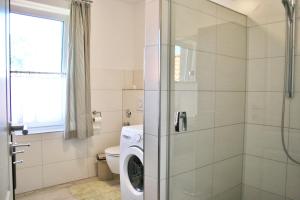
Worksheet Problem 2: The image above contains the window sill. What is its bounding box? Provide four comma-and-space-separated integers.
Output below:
14, 126, 64, 136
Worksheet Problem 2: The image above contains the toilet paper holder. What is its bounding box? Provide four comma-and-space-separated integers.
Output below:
92, 111, 102, 122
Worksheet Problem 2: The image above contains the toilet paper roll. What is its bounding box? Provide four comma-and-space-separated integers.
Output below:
93, 116, 102, 130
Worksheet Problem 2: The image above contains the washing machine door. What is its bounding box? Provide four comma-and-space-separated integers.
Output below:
122, 146, 144, 197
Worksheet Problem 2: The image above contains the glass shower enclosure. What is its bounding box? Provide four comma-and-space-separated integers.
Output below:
164, 0, 300, 199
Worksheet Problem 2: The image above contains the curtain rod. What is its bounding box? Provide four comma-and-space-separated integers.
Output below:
74, 0, 93, 4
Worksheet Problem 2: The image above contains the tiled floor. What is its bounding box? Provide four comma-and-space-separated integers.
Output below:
16, 177, 120, 200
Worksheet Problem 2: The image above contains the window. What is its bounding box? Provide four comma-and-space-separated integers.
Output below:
10, 12, 67, 133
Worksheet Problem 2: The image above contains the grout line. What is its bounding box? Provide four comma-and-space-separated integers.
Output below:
169, 154, 243, 178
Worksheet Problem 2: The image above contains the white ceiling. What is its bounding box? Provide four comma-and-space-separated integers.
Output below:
209, 0, 262, 15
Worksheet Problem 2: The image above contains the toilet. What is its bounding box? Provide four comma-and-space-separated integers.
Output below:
105, 146, 120, 174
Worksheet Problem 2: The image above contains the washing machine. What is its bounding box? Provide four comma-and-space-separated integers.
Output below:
120, 124, 143, 200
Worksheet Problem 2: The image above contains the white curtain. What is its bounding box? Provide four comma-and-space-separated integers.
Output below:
65, 0, 93, 139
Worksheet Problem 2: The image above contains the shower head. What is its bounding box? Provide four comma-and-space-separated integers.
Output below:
282, 0, 295, 21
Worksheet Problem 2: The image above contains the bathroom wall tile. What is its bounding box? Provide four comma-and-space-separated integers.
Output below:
214, 124, 244, 162
123, 89, 144, 125
16, 141, 42, 169
215, 92, 245, 127
42, 132, 64, 140
288, 129, 300, 163
242, 184, 285, 200
91, 90, 122, 112
144, 91, 159, 136
172, 3, 217, 53
172, 0, 217, 17
87, 132, 120, 157
217, 20, 246, 59
170, 129, 214, 175
286, 164, 300, 200
144, 46, 160, 91
42, 138, 87, 164
43, 158, 88, 187
90, 68, 124, 90
266, 22, 285, 58
16, 166, 43, 194
172, 50, 216, 91
160, 135, 168, 180
15, 134, 42, 143
217, 5, 246, 26
247, 25, 268, 59
245, 124, 287, 162
213, 156, 243, 196
246, 0, 285, 27
246, 92, 289, 127
87, 157, 97, 177
97, 111, 123, 133
169, 165, 213, 200
133, 70, 144, 89
215, 55, 246, 91
294, 56, 300, 91
290, 93, 300, 129
243, 155, 286, 196
144, 134, 158, 178
171, 91, 215, 132
213, 184, 242, 200
247, 57, 285, 92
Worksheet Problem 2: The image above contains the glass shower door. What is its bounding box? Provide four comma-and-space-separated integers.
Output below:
168, 0, 247, 199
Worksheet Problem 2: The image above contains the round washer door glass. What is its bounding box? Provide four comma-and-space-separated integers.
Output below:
127, 155, 143, 192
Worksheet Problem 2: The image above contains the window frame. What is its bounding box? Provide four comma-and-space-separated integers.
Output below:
10, 3, 69, 134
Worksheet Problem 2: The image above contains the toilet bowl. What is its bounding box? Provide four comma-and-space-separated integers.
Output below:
105, 146, 120, 174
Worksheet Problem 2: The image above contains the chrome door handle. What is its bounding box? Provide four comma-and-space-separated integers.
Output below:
13, 160, 23, 165
9, 123, 29, 135
174, 111, 187, 133
12, 150, 25, 155
11, 143, 31, 148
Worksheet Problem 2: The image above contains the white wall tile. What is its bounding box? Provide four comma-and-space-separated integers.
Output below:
214, 124, 244, 162
91, 91, 122, 112
43, 159, 88, 187
170, 129, 214, 175
172, 3, 217, 53
96, 111, 123, 133
172, 50, 216, 91
87, 132, 120, 157
243, 184, 285, 200
245, 124, 287, 162
290, 93, 300, 129
42, 138, 87, 164
286, 164, 300, 200
216, 56, 246, 91
171, 91, 215, 132
246, 92, 289, 127
243, 155, 286, 196
170, 165, 213, 200
247, 25, 267, 59
144, 46, 160, 90
90, 68, 124, 90
266, 22, 285, 58
213, 156, 243, 196
215, 92, 245, 126
144, 91, 159, 136
213, 185, 242, 200
288, 129, 300, 163
217, 20, 246, 59
16, 166, 43, 194
247, 57, 285, 92
172, 0, 217, 16
16, 141, 42, 169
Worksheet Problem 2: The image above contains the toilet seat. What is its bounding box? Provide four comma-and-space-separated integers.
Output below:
105, 145, 120, 174
105, 146, 120, 156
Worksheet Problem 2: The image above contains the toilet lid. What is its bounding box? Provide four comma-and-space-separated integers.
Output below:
105, 146, 120, 156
